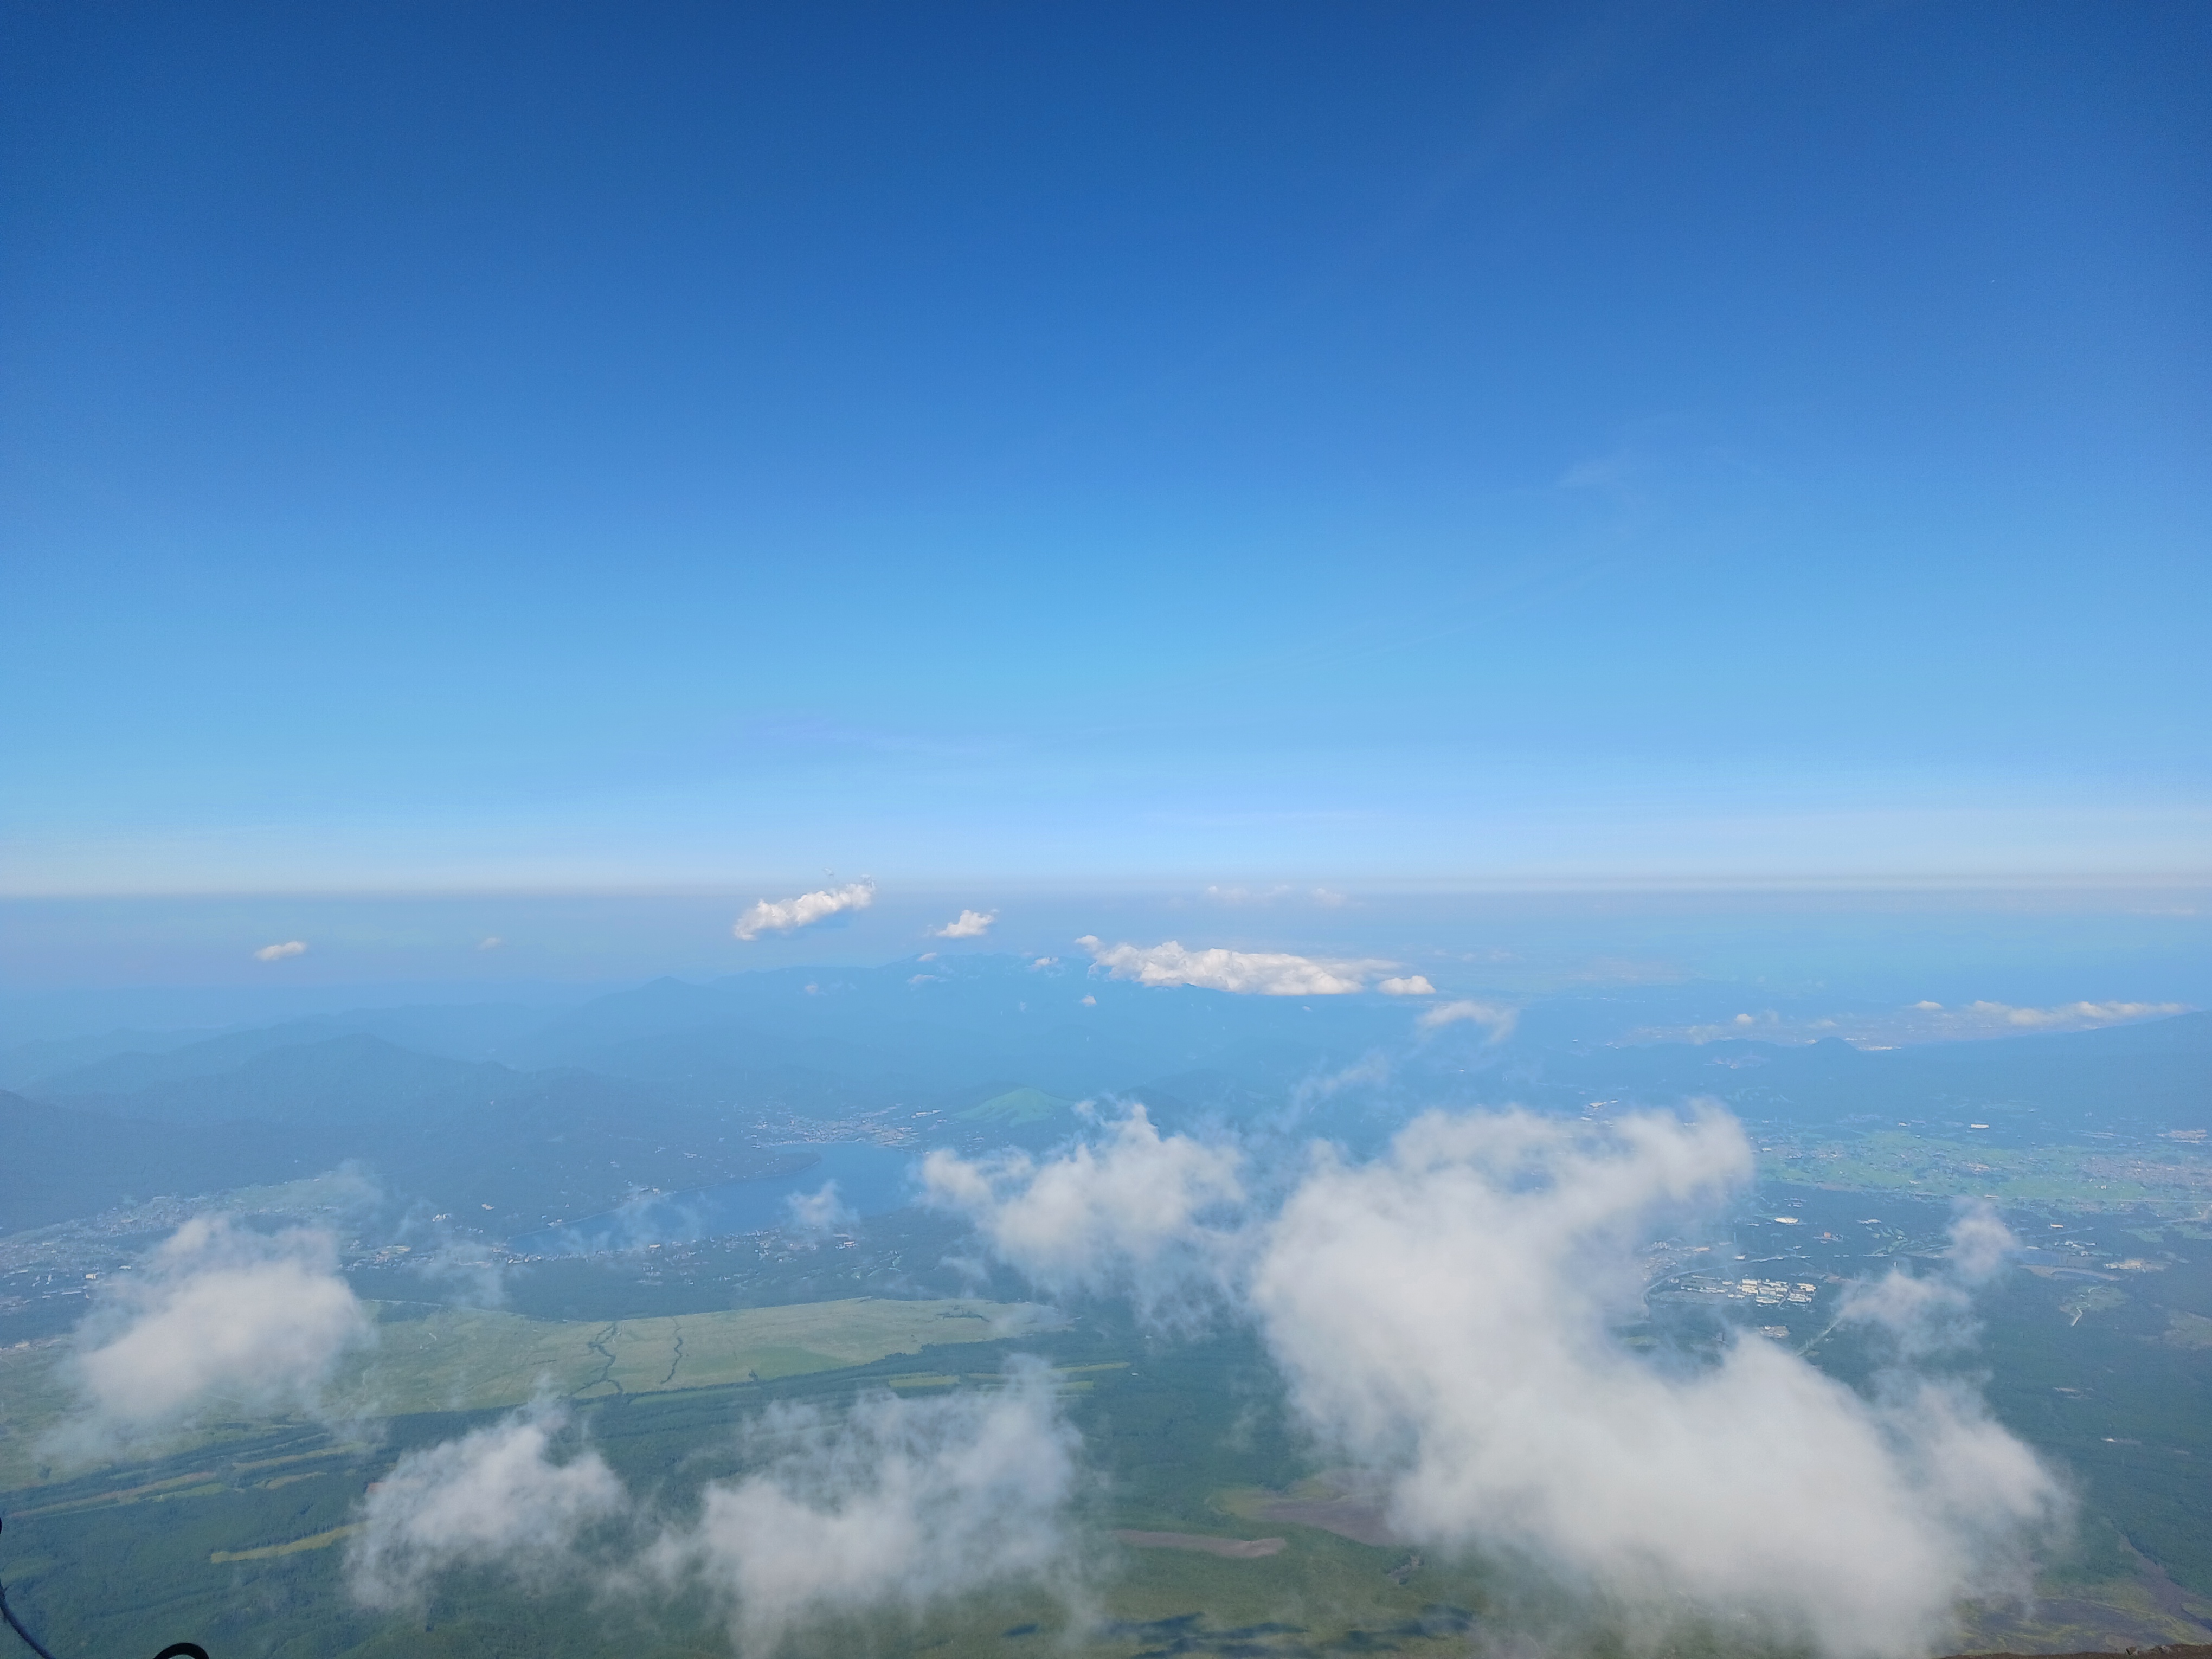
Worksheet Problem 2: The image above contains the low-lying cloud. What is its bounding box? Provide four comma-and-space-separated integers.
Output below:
734, 879, 876, 941
922, 1107, 1243, 1314
1958, 997, 2188, 1030
785, 1179, 857, 1238
348, 1366, 1079, 1649
253, 939, 307, 961
934, 908, 996, 938
351, 1403, 628, 1610
934, 1105, 2065, 1656
1660, 997, 2190, 1047
1414, 998, 1518, 1040
1076, 936, 1393, 996
57, 1216, 372, 1458
650, 1362, 1079, 1650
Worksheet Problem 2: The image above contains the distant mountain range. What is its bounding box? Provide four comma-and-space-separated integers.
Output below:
1, 955, 2203, 1237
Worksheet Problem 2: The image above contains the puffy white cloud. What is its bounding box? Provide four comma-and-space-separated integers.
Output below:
1374, 975, 1435, 996
944, 1107, 2063, 1656
349, 1404, 629, 1610
59, 1216, 372, 1456
922, 1107, 1244, 1312
647, 1364, 1079, 1650
1249, 1111, 2065, 1658
734, 879, 876, 941
477, 935, 503, 950
934, 908, 996, 939
253, 940, 307, 961
1414, 998, 1518, 1040
1076, 936, 1391, 996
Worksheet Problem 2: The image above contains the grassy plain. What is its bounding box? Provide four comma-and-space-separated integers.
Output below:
8, 1178, 2212, 1659
5, 1296, 2211, 1659
1759, 1131, 2212, 1210
0, 1296, 1047, 1490
348, 1295, 1052, 1413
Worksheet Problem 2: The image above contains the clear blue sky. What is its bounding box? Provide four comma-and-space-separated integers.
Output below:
4, 1, 2207, 892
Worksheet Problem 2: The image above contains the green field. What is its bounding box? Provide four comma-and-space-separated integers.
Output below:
4, 1302, 2210, 1659
0, 1296, 1051, 1491
7, 1212, 2212, 1659
1760, 1130, 2212, 1211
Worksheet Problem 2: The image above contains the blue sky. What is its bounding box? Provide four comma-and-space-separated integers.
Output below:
4, 1, 2207, 893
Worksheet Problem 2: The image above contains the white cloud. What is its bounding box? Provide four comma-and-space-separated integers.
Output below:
785, 1180, 857, 1239
1967, 998, 2187, 1030
477, 935, 503, 950
1415, 999, 1518, 1040
1838, 1201, 2021, 1360
734, 879, 876, 941
1076, 936, 1392, 996
253, 940, 307, 961
1375, 975, 1435, 996
57, 1217, 372, 1457
922, 1107, 1244, 1314
934, 908, 996, 938
944, 1107, 2064, 1657
350, 1404, 629, 1610
1249, 1111, 2065, 1657
647, 1364, 1079, 1650
1288, 1054, 1392, 1115
1201, 884, 1292, 905
1201, 885, 1352, 909
349, 1372, 1079, 1647
1660, 997, 2190, 1047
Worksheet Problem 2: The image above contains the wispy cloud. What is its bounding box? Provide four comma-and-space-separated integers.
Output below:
54, 1217, 372, 1459
1654, 998, 2190, 1047
1200, 884, 1352, 909
253, 940, 307, 961
785, 1180, 857, 1239
734, 879, 876, 941
1076, 936, 1393, 996
1415, 999, 1518, 1040
934, 908, 996, 939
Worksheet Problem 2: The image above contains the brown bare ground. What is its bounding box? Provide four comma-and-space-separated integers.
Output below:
1248, 1494, 1401, 1546
1113, 1530, 1288, 1559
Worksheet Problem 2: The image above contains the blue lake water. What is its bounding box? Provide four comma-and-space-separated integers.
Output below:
511, 1142, 922, 1257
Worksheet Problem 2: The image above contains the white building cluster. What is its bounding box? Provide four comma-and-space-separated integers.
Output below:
1673, 1275, 1818, 1306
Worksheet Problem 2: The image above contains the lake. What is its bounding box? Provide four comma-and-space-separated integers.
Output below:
510, 1142, 922, 1256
